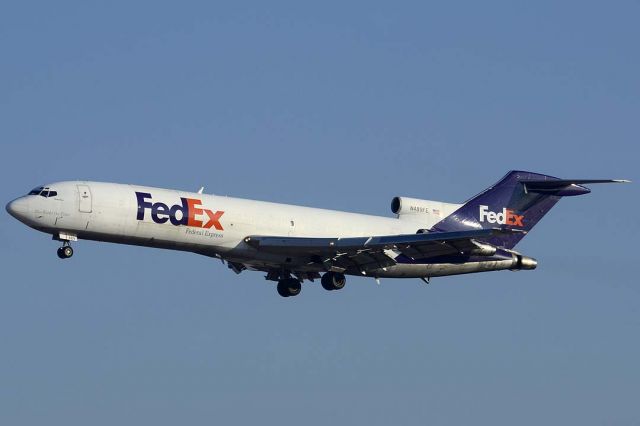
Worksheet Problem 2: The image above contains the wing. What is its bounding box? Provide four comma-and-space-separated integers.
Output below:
244, 228, 523, 275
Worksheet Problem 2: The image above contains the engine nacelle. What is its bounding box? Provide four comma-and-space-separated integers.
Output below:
510, 254, 538, 270
391, 196, 462, 221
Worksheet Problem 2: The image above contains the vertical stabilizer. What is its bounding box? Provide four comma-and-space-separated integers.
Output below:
431, 171, 628, 249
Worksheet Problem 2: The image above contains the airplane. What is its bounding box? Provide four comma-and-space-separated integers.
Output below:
6, 170, 629, 297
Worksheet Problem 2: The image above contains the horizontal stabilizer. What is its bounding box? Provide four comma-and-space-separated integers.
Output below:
522, 179, 630, 196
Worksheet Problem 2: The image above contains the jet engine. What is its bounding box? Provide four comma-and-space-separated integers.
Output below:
391, 196, 462, 222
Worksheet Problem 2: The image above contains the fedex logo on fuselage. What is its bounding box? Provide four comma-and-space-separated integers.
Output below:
135, 192, 224, 230
479, 205, 524, 227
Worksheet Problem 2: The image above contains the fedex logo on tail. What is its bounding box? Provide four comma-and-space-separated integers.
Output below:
479, 205, 524, 227
136, 192, 224, 230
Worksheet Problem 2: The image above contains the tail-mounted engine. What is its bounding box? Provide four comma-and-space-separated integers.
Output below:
510, 254, 538, 270
391, 196, 462, 223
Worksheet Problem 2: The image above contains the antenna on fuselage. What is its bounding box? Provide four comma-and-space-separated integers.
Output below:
197, 187, 205, 194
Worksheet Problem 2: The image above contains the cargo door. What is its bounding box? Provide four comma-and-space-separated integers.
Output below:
77, 184, 92, 213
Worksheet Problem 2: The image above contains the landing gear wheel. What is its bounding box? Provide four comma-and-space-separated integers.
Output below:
62, 246, 74, 258
57, 245, 73, 259
321, 272, 346, 291
332, 273, 346, 290
277, 278, 302, 297
277, 282, 290, 297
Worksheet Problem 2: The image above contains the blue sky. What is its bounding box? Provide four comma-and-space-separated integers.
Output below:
1, 1, 638, 425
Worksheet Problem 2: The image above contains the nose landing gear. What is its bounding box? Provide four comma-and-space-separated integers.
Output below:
57, 243, 74, 259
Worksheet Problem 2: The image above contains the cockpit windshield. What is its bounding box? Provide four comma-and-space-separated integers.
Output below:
27, 186, 58, 198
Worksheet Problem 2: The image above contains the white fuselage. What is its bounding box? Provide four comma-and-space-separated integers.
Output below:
7, 181, 524, 279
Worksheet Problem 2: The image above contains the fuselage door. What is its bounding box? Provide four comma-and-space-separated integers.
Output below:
77, 184, 92, 213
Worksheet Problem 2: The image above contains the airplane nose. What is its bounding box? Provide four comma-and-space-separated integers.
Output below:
6, 197, 28, 220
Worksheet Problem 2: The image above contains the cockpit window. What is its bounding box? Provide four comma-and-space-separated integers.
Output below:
28, 186, 44, 195
27, 186, 58, 197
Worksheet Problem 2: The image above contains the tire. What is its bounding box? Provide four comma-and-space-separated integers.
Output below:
57, 247, 66, 259
286, 279, 301, 296
321, 272, 346, 291
277, 279, 301, 297
321, 273, 335, 291
277, 281, 290, 297
320, 272, 334, 291
332, 273, 346, 290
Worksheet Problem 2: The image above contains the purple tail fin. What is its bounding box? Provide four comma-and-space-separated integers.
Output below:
431, 170, 594, 249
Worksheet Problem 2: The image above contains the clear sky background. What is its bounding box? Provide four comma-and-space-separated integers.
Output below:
1, 1, 638, 425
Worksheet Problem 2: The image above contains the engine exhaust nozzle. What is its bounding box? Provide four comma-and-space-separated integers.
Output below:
511, 254, 538, 271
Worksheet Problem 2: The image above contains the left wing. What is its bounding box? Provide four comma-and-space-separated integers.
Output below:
244, 228, 523, 274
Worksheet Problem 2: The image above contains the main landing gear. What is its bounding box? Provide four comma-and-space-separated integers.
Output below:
321, 272, 346, 291
277, 278, 302, 297
57, 242, 74, 259
275, 272, 347, 298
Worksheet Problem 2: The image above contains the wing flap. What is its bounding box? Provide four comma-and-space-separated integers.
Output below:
397, 238, 480, 260
343, 250, 397, 272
